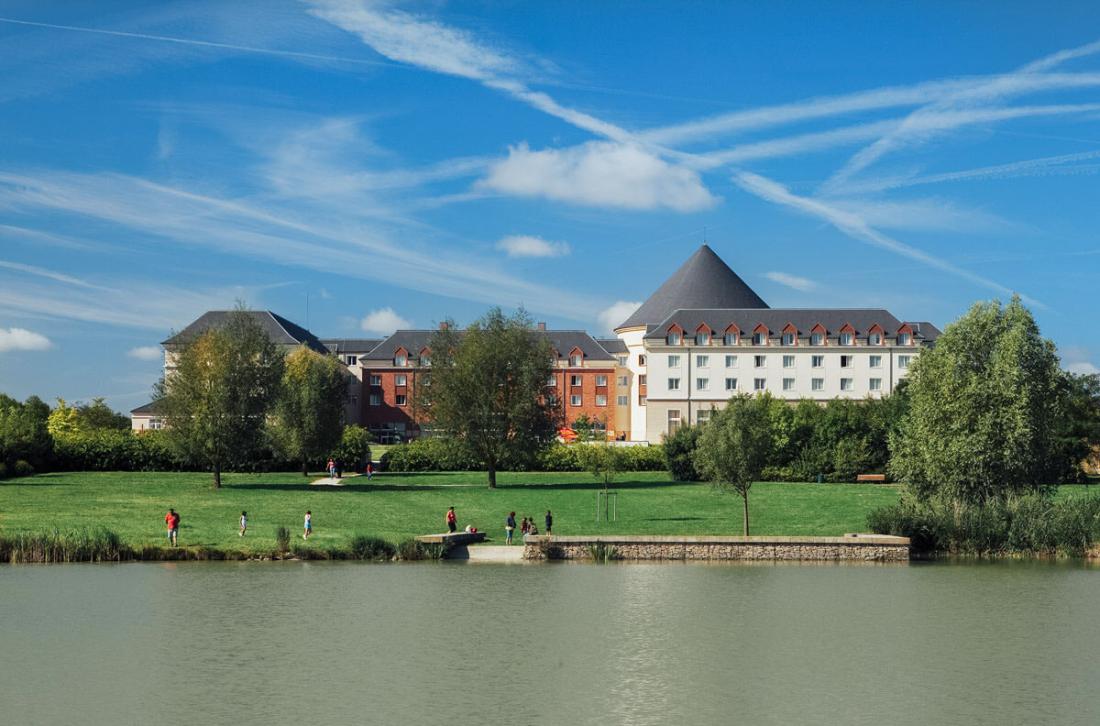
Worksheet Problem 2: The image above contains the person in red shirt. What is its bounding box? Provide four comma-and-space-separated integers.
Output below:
446, 506, 457, 533
165, 509, 180, 547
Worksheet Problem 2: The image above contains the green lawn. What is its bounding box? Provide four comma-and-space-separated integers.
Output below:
0, 470, 908, 554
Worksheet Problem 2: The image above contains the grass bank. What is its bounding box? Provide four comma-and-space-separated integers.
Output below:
0, 470, 910, 558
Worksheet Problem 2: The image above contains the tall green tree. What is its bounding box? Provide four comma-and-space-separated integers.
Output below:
693, 393, 774, 535
577, 443, 626, 491
1052, 371, 1100, 482
416, 307, 559, 488
271, 346, 350, 475
0, 394, 52, 473
889, 297, 1063, 503
155, 310, 284, 488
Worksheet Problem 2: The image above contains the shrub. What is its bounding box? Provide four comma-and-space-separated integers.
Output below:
381, 438, 664, 473
586, 542, 620, 562
347, 535, 396, 561
664, 425, 702, 481
0, 462, 6, 479
0, 527, 131, 563
396, 538, 446, 561
274, 526, 291, 554
331, 425, 372, 471
13, 459, 34, 477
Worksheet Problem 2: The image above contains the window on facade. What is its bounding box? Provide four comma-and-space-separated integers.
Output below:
668, 354, 681, 368
868, 333, 882, 346
395, 394, 408, 406
547, 375, 557, 386
810, 333, 824, 346
869, 355, 882, 368
638, 355, 646, 366
725, 355, 738, 368
346, 355, 358, 366
725, 378, 738, 391
781, 333, 795, 346
696, 355, 709, 368
869, 378, 882, 391
723, 333, 738, 346
369, 394, 381, 406
899, 355, 911, 369
395, 374, 407, 386
839, 332, 853, 346
369, 374, 382, 386
667, 331, 682, 345
811, 378, 824, 392
617, 375, 629, 386
570, 395, 582, 406
639, 395, 647, 406
419, 354, 430, 367
596, 394, 607, 406
595, 375, 608, 387
570, 374, 582, 387
667, 409, 682, 435
752, 332, 767, 345
394, 353, 407, 366
696, 378, 709, 391
783, 355, 795, 368
617, 356, 628, 367
696, 409, 712, 425
812, 355, 824, 368
783, 378, 795, 391
754, 355, 766, 368
150, 418, 165, 430
696, 332, 710, 345
840, 378, 853, 392
754, 378, 767, 391
639, 375, 647, 386
840, 355, 853, 368
547, 394, 558, 407
668, 378, 681, 391
617, 395, 629, 406
569, 353, 583, 366
898, 333, 912, 346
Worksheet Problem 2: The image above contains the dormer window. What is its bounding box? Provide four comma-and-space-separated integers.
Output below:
420, 354, 431, 367
810, 333, 824, 346
781, 333, 795, 346
868, 333, 882, 346
898, 332, 912, 346
839, 333, 853, 346
695, 332, 710, 346
723, 332, 738, 346
569, 353, 583, 367
752, 332, 767, 345
394, 351, 408, 366
667, 331, 682, 346
345, 355, 358, 366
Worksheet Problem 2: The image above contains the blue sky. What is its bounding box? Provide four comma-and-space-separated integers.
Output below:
1, 0, 1098, 413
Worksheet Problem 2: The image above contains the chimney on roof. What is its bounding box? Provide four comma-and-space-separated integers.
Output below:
439, 322, 449, 331
537, 322, 546, 331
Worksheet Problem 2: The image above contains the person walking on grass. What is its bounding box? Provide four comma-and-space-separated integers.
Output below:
239, 511, 248, 537
505, 511, 517, 545
303, 510, 313, 540
545, 510, 553, 535
446, 506, 457, 533
165, 508, 180, 547
366, 461, 374, 481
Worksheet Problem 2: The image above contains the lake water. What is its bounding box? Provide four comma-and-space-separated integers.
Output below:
2, 560, 1099, 725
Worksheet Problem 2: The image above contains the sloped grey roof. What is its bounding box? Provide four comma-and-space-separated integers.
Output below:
643, 308, 931, 340
617, 245, 768, 330
904, 322, 942, 342
596, 338, 628, 354
163, 311, 328, 353
364, 330, 615, 362
321, 338, 383, 355
130, 400, 162, 415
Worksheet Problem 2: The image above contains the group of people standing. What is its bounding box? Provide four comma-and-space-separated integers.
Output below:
504, 510, 552, 545
162, 508, 313, 546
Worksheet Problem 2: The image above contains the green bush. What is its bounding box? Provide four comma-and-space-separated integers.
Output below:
868, 494, 1100, 556
275, 526, 291, 554
0, 527, 131, 563
396, 538, 446, 560
13, 459, 34, 477
382, 438, 663, 473
535, 443, 582, 471
664, 425, 702, 481
346, 535, 396, 561
331, 425, 372, 471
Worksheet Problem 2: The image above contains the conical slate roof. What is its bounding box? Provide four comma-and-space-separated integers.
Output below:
616, 245, 768, 330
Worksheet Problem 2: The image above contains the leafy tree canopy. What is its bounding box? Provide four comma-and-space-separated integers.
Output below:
271, 346, 349, 475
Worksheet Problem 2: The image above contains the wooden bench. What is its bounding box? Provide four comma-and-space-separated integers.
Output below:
856, 474, 887, 483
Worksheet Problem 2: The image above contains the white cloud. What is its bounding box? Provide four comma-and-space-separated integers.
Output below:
597, 301, 642, 333
482, 142, 716, 212
732, 171, 1044, 308
826, 198, 1015, 233
360, 307, 411, 335
1067, 361, 1100, 376
0, 327, 52, 353
764, 272, 817, 292
496, 235, 570, 258
128, 345, 162, 361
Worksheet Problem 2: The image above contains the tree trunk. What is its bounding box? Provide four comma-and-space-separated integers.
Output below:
213, 462, 222, 489
487, 463, 497, 489
742, 491, 750, 536
301, 458, 309, 477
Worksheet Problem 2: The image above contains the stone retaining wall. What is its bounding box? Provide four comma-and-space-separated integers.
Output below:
523, 535, 909, 562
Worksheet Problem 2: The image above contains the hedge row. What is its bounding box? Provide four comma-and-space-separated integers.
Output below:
380, 438, 666, 472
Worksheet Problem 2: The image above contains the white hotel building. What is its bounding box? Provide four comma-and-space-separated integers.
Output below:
613, 245, 939, 442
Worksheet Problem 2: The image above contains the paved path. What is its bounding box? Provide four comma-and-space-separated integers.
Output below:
309, 473, 361, 486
